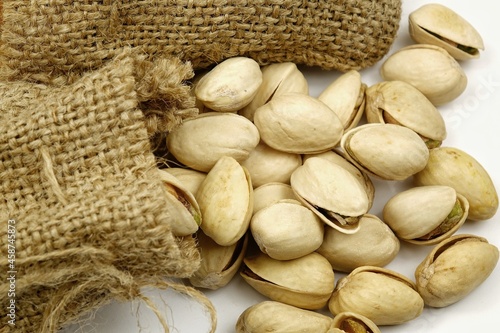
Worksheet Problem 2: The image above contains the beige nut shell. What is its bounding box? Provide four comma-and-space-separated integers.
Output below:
380, 44, 467, 105
196, 156, 253, 246
328, 266, 424, 325
415, 234, 499, 307
409, 3, 484, 60
250, 199, 324, 260
241, 252, 335, 310
254, 92, 344, 154
167, 112, 260, 172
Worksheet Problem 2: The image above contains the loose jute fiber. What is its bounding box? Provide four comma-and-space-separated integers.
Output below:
0, 0, 402, 85
0, 50, 215, 333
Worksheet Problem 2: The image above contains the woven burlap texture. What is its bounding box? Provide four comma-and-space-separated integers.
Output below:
0, 51, 215, 333
0, 0, 401, 85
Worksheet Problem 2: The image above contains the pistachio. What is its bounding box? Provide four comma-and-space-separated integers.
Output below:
290, 157, 370, 234
163, 167, 207, 195
380, 44, 467, 105
239, 62, 309, 121
252, 182, 299, 215
157, 169, 201, 236
318, 70, 367, 131
253, 92, 344, 154
250, 199, 324, 260
195, 156, 253, 246
241, 252, 335, 310
414, 147, 499, 220
415, 234, 499, 307
365, 80, 446, 148
236, 301, 335, 333
195, 57, 263, 112
340, 123, 429, 181
383, 185, 469, 245
189, 231, 248, 290
317, 214, 400, 273
241, 141, 302, 188
303, 150, 375, 210
409, 3, 484, 60
332, 312, 381, 333
166, 112, 260, 172
328, 266, 424, 325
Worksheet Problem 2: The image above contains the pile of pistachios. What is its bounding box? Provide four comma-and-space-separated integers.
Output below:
159, 3, 499, 332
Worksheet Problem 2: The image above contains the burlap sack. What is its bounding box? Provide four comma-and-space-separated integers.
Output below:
0, 0, 402, 85
0, 51, 214, 333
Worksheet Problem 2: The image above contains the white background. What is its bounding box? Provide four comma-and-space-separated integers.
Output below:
61, 0, 500, 332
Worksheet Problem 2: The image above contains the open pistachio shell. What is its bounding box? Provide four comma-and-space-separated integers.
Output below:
189, 231, 248, 290
241, 141, 302, 188
380, 44, 467, 106
365, 80, 446, 148
331, 312, 381, 333
254, 93, 344, 154
383, 185, 469, 245
239, 62, 309, 121
195, 57, 262, 112
290, 157, 370, 234
157, 169, 201, 236
250, 199, 324, 260
341, 123, 429, 181
409, 4, 484, 60
236, 301, 335, 333
252, 182, 298, 215
167, 112, 260, 172
414, 147, 498, 220
329, 266, 424, 325
318, 70, 366, 131
303, 150, 375, 211
415, 234, 499, 307
241, 252, 335, 310
163, 167, 207, 196
196, 156, 253, 246
317, 214, 400, 273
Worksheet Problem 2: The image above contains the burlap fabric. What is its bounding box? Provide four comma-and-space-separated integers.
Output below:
0, 51, 215, 333
0, 0, 402, 85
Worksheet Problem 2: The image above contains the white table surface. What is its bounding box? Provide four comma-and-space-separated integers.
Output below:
61, 0, 500, 332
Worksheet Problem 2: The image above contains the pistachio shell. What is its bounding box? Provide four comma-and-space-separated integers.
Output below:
189, 232, 248, 290
341, 123, 429, 181
365, 80, 446, 148
290, 157, 370, 234
317, 214, 400, 273
303, 150, 375, 211
195, 57, 263, 112
252, 182, 299, 215
239, 62, 309, 121
383, 185, 469, 245
250, 200, 324, 260
414, 147, 499, 220
331, 312, 381, 333
157, 169, 201, 236
409, 4, 484, 60
318, 70, 366, 131
415, 234, 499, 307
254, 93, 344, 154
196, 156, 253, 246
380, 44, 467, 105
241, 141, 302, 188
167, 112, 260, 172
236, 301, 335, 333
328, 266, 424, 325
241, 252, 335, 310
163, 167, 207, 195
